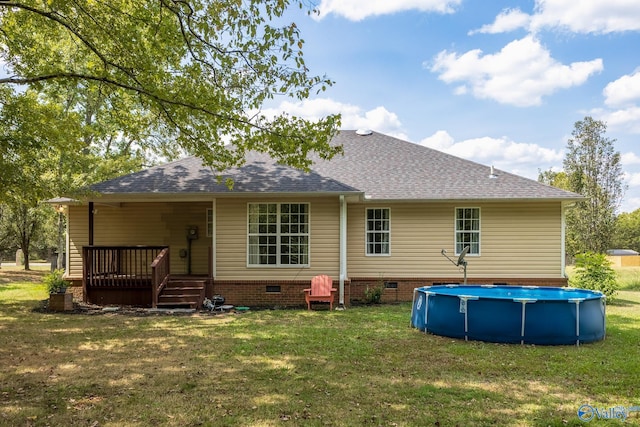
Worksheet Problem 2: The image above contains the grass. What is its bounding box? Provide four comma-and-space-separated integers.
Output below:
566, 265, 640, 291
1, 269, 639, 426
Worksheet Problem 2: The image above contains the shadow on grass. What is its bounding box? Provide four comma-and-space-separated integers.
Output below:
608, 297, 640, 307
1, 288, 639, 426
0, 268, 47, 285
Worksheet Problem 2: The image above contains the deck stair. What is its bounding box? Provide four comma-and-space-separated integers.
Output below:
156, 277, 206, 309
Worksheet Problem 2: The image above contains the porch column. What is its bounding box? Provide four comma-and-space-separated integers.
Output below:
88, 202, 94, 246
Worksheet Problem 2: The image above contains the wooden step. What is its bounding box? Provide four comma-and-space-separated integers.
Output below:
156, 277, 206, 309
162, 286, 204, 296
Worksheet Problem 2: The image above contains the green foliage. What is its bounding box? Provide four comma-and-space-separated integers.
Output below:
0, 202, 57, 269
612, 209, 640, 253
43, 269, 70, 294
364, 279, 385, 304
570, 252, 619, 300
563, 117, 625, 255
0, 0, 341, 187
537, 169, 569, 190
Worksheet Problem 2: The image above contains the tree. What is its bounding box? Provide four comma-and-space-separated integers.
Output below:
0, 0, 342, 182
0, 202, 54, 270
537, 169, 569, 190
563, 117, 625, 254
612, 209, 640, 252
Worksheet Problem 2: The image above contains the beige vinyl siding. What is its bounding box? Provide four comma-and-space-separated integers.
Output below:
68, 198, 563, 282
67, 205, 89, 278
347, 201, 562, 279
67, 202, 212, 278
215, 197, 340, 280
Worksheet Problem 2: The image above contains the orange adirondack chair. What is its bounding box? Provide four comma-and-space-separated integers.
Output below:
304, 274, 337, 310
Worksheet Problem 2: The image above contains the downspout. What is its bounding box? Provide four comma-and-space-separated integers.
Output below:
561, 202, 566, 277
211, 199, 216, 278
561, 201, 573, 278
339, 195, 347, 309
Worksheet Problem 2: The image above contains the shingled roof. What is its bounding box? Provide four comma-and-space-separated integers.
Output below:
91, 130, 582, 202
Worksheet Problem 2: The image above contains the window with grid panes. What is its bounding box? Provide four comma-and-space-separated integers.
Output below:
366, 208, 390, 255
247, 203, 309, 266
455, 207, 480, 255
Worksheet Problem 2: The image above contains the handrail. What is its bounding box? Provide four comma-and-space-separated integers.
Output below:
83, 245, 168, 289
151, 247, 170, 308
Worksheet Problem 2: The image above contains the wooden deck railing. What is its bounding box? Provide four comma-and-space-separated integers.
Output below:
83, 246, 168, 302
151, 247, 170, 308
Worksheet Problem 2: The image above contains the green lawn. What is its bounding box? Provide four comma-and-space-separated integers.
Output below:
1, 268, 639, 426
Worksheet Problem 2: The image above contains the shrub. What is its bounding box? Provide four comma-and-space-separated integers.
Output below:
364, 277, 385, 304
571, 252, 618, 300
44, 269, 70, 294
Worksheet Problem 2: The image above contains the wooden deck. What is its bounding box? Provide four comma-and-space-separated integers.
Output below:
83, 246, 206, 308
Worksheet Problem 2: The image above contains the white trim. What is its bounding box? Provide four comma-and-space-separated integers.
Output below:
211, 199, 216, 278
365, 207, 391, 256
339, 195, 347, 307
561, 201, 568, 277
65, 211, 70, 273
246, 202, 311, 268
454, 207, 481, 256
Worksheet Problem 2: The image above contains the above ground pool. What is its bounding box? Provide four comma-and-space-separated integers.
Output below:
411, 285, 606, 345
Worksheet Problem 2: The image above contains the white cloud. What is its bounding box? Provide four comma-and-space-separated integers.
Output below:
592, 106, 640, 134
622, 152, 640, 166
530, 0, 640, 34
419, 130, 455, 150
314, 0, 460, 21
626, 172, 640, 187
469, 8, 531, 35
603, 70, 640, 107
430, 36, 603, 107
260, 98, 407, 139
418, 130, 564, 179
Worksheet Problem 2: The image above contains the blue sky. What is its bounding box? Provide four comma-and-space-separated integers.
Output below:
264, 0, 640, 212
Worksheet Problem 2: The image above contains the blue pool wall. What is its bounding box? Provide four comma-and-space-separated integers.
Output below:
411, 285, 606, 345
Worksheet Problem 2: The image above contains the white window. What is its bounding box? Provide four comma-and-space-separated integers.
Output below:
455, 207, 480, 255
366, 208, 390, 255
206, 208, 214, 237
247, 203, 309, 266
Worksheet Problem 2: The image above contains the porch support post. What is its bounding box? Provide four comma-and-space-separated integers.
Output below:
88, 202, 94, 246
339, 195, 347, 308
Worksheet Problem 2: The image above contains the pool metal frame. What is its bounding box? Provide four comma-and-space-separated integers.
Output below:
411, 284, 606, 346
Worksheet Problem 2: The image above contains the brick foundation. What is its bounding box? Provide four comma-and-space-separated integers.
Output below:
211, 276, 568, 308
71, 276, 569, 308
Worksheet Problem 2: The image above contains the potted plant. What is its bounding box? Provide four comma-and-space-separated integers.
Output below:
45, 269, 73, 311
45, 269, 69, 294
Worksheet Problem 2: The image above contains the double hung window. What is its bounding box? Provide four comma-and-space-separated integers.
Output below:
366, 208, 390, 255
455, 207, 480, 255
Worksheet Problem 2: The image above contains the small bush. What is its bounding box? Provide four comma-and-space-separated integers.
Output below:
571, 252, 618, 300
364, 280, 385, 304
44, 269, 70, 294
